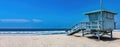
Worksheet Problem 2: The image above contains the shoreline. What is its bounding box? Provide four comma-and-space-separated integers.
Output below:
0, 31, 119, 36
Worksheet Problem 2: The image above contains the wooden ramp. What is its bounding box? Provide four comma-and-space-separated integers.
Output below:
67, 29, 85, 35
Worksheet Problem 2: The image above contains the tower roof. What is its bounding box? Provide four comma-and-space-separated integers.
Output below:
85, 10, 117, 15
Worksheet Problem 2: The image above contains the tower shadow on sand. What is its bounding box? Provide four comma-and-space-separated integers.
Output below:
87, 36, 120, 41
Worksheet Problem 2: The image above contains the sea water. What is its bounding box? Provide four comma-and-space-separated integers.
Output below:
0, 30, 67, 35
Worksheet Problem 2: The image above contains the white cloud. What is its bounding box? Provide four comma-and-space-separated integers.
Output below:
32, 19, 43, 23
0, 19, 43, 23
0, 19, 30, 22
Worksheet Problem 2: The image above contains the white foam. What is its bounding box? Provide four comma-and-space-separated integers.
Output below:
113, 30, 120, 32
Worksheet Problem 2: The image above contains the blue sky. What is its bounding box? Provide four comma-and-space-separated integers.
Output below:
0, 0, 119, 29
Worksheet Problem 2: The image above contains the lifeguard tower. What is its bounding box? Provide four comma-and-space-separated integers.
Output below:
85, 10, 116, 30
67, 9, 117, 40
66, 0, 117, 40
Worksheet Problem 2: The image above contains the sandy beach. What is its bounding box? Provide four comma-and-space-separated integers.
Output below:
0, 32, 120, 47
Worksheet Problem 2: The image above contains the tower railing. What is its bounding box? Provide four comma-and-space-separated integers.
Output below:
67, 21, 102, 33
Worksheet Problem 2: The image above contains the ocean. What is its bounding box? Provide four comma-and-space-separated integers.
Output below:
0, 28, 68, 35
0, 28, 119, 35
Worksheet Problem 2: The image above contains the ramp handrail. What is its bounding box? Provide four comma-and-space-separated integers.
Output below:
67, 21, 102, 33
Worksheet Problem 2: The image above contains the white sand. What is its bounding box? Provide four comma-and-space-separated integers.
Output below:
0, 32, 120, 47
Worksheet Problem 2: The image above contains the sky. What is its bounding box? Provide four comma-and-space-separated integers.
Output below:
0, 0, 119, 29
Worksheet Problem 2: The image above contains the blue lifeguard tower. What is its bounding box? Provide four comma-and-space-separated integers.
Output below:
85, 10, 116, 30
67, 10, 117, 40
66, 0, 117, 40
